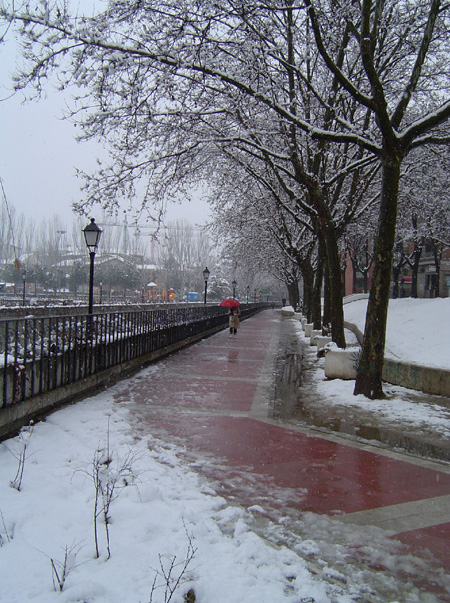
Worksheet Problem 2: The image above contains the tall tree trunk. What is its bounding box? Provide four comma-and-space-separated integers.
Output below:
322, 262, 331, 334
351, 258, 357, 293
312, 188, 346, 347
324, 229, 346, 346
301, 261, 315, 321
341, 253, 347, 297
287, 278, 300, 309
410, 213, 421, 298
411, 255, 419, 298
354, 157, 401, 399
433, 245, 441, 297
312, 252, 323, 329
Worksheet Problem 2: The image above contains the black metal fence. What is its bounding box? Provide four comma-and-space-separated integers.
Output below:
1, 304, 265, 408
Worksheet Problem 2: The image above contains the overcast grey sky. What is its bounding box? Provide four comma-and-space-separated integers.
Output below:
0, 33, 211, 230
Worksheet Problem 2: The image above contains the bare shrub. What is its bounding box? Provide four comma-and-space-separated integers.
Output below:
76, 417, 141, 559
0, 508, 12, 546
3, 423, 34, 491
50, 542, 83, 592
149, 525, 197, 603
91, 445, 138, 559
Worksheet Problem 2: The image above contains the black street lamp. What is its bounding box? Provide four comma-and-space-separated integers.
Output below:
232, 279, 237, 299
202, 266, 210, 304
22, 270, 27, 306
83, 218, 102, 315
246, 285, 249, 304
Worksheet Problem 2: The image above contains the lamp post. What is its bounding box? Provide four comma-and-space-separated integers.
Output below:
22, 270, 27, 306
83, 218, 102, 315
246, 285, 249, 305
232, 279, 237, 299
202, 266, 210, 304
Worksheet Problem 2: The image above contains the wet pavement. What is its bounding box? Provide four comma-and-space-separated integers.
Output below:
113, 310, 450, 601
278, 317, 450, 463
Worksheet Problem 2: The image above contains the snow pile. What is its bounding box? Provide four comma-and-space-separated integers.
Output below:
344, 297, 450, 369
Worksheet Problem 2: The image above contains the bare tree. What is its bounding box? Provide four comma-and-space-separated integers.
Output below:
156, 220, 215, 295
398, 147, 450, 297
303, 0, 450, 397
1, 1, 377, 348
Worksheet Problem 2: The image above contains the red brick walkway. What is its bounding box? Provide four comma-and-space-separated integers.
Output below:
114, 310, 450, 594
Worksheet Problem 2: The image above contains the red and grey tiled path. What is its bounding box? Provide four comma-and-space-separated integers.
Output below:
114, 310, 450, 595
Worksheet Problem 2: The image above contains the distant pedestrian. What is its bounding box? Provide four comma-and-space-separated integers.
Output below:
229, 306, 240, 337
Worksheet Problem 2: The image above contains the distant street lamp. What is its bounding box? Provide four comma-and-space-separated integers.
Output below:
22, 270, 27, 306
83, 218, 102, 315
202, 266, 210, 304
232, 279, 237, 299
99, 281, 103, 305
246, 285, 249, 305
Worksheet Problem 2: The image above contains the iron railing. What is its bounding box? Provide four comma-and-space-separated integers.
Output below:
1, 304, 265, 408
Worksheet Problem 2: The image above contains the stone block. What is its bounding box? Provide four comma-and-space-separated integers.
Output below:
310, 329, 322, 346
315, 336, 333, 350
304, 323, 314, 337
324, 348, 360, 380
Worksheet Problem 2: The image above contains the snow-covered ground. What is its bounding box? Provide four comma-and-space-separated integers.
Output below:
343, 297, 450, 369
0, 394, 370, 603
0, 299, 449, 602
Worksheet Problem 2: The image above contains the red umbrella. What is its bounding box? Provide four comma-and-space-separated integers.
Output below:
219, 297, 240, 308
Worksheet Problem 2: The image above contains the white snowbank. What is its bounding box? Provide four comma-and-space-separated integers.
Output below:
344, 297, 450, 369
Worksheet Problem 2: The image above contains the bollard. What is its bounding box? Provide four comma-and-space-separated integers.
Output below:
324, 347, 361, 379
310, 329, 322, 346
315, 336, 332, 351
304, 323, 314, 337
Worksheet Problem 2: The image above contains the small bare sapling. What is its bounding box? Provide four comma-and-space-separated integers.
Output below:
4, 423, 34, 491
0, 508, 12, 546
50, 542, 83, 592
149, 524, 197, 603
87, 418, 140, 559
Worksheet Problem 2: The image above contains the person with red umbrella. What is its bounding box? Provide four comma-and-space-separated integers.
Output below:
220, 297, 241, 337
